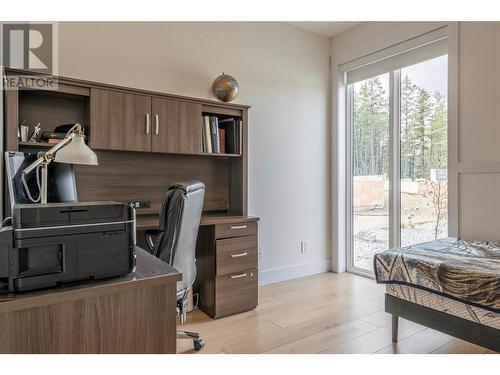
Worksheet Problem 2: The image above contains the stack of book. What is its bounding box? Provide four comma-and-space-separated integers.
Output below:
202, 115, 241, 154
41, 131, 66, 143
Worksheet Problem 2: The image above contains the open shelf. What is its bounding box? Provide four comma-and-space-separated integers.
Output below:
18, 142, 54, 149
17, 89, 90, 146
198, 152, 242, 158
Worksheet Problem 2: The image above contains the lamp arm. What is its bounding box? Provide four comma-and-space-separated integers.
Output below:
22, 134, 74, 175
22, 155, 45, 175
64, 123, 81, 137
44, 133, 75, 156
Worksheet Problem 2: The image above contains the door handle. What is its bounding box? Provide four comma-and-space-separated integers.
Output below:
230, 225, 247, 230
230, 252, 248, 258
230, 273, 248, 279
154, 114, 159, 135
145, 114, 150, 134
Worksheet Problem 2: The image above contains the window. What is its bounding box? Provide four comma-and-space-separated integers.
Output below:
400, 56, 448, 247
343, 30, 448, 275
350, 73, 390, 271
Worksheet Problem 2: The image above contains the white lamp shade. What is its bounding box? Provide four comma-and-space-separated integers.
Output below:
54, 134, 98, 165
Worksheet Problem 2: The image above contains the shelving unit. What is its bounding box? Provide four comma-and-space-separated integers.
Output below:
3, 68, 258, 320
3, 68, 250, 222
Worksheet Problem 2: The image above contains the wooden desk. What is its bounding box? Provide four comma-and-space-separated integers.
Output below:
136, 214, 259, 319
136, 213, 259, 231
0, 248, 181, 354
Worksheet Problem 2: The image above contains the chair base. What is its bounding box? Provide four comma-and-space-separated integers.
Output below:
177, 330, 205, 351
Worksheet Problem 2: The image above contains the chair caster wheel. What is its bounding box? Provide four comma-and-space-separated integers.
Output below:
194, 339, 205, 351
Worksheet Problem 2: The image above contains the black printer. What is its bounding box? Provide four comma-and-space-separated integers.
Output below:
0, 201, 136, 293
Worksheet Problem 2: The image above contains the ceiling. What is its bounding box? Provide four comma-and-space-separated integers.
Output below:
287, 22, 361, 38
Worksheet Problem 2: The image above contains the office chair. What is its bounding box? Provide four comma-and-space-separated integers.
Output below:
145, 181, 205, 351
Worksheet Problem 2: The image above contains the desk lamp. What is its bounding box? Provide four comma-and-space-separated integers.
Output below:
22, 123, 98, 204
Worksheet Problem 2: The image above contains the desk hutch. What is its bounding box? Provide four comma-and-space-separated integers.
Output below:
2, 68, 259, 319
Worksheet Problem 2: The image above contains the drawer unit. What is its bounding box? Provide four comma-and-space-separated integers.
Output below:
215, 221, 257, 239
195, 217, 259, 319
216, 235, 257, 275
215, 268, 258, 318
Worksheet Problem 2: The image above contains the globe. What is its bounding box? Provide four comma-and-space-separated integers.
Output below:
212, 73, 239, 102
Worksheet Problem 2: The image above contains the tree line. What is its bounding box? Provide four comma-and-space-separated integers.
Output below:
352, 75, 447, 180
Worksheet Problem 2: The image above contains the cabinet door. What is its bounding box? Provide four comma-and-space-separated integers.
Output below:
151, 98, 202, 154
90, 89, 152, 152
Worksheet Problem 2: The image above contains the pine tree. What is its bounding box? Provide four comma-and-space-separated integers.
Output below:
429, 91, 447, 170
400, 75, 418, 180
413, 87, 432, 179
353, 77, 389, 177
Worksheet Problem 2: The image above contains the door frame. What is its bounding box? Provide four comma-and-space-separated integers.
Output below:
345, 72, 400, 277
330, 23, 459, 275
345, 60, 451, 277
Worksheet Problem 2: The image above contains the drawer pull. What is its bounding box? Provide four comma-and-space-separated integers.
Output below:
230, 273, 248, 279
145, 114, 151, 134
154, 114, 159, 135
230, 225, 247, 230
230, 252, 248, 258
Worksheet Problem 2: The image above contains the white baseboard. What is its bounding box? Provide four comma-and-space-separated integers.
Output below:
258, 258, 331, 286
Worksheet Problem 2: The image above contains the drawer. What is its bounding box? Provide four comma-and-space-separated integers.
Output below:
216, 235, 257, 275
215, 221, 257, 239
215, 268, 258, 318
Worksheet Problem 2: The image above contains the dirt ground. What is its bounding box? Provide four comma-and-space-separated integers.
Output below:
353, 191, 448, 271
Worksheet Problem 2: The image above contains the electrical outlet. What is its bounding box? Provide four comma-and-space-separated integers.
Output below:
128, 201, 151, 209
258, 247, 263, 261
300, 241, 308, 254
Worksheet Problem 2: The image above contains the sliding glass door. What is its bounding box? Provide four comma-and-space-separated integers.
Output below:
399, 55, 448, 247
347, 54, 448, 275
349, 74, 390, 271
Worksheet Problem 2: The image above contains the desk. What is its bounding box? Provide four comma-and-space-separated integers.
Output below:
136, 214, 259, 319
135, 213, 260, 231
0, 248, 181, 354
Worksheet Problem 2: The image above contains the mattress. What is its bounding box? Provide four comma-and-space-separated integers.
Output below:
374, 237, 500, 313
386, 284, 500, 330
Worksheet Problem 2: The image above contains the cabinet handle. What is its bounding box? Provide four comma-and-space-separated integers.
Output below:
145, 114, 150, 134
230, 252, 248, 258
154, 114, 159, 135
230, 273, 248, 279
230, 225, 247, 230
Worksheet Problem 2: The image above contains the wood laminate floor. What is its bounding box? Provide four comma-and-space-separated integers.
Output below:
177, 272, 497, 354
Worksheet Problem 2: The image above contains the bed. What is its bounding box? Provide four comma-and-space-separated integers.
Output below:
374, 237, 500, 352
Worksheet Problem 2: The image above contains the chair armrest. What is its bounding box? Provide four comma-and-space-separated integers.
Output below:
144, 229, 161, 253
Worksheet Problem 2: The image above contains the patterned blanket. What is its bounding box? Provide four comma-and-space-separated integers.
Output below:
374, 237, 500, 313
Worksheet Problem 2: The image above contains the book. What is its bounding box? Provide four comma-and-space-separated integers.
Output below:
217, 117, 241, 154
203, 116, 212, 153
236, 120, 243, 154
48, 138, 63, 143
201, 122, 205, 152
219, 128, 226, 154
42, 131, 66, 140
209, 116, 219, 153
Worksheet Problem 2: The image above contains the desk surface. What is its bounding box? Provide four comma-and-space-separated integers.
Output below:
0, 247, 181, 313
136, 213, 259, 231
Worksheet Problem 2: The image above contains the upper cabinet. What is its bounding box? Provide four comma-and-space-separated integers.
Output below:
90, 89, 152, 152
90, 89, 202, 154
152, 98, 202, 154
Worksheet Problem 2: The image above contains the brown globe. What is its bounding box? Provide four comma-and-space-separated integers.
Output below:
212, 73, 239, 102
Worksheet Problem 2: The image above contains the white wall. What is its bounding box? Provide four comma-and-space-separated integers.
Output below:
456, 22, 500, 241
57, 22, 331, 283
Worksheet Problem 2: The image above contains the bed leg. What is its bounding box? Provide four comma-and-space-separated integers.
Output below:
392, 315, 399, 342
